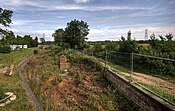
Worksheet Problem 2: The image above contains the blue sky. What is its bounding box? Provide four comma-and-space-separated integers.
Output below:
0, 0, 175, 41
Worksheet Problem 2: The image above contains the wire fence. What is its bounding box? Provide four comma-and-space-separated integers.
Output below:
80, 50, 175, 105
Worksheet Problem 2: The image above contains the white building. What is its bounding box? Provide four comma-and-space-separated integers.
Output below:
10, 45, 28, 51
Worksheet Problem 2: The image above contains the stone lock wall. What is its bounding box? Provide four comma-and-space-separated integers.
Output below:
106, 69, 175, 111
60, 55, 70, 72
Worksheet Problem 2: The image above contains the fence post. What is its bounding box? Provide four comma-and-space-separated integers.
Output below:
82, 50, 84, 55
104, 50, 108, 77
130, 52, 133, 82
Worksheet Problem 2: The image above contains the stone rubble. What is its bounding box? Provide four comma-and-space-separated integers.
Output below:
0, 92, 17, 107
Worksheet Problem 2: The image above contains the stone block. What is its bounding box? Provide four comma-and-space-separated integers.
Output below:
59, 55, 70, 72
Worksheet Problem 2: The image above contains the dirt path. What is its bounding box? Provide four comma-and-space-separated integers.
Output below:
120, 72, 175, 96
100, 61, 175, 96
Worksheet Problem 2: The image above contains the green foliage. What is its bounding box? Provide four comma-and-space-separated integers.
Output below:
0, 7, 13, 27
135, 33, 175, 77
53, 19, 90, 49
119, 32, 138, 53
149, 33, 175, 55
105, 41, 119, 51
65, 19, 90, 49
14, 35, 29, 45
119, 40, 138, 53
23, 35, 38, 47
0, 22, 38, 47
52, 28, 65, 46
0, 45, 11, 53
0, 30, 38, 47
93, 43, 104, 53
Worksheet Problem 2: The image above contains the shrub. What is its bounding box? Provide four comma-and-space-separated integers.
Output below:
33, 49, 38, 55
0, 45, 11, 53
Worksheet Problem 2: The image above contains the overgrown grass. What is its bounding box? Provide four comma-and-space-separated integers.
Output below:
23, 47, 137, 111
138, 82, 175, 104
0, 48, 36, 66
23, 48, 62, 110
78, 50, 175, 106
62, 49, 137, 111
0, 69, 33, 111
107, 62, 130, 73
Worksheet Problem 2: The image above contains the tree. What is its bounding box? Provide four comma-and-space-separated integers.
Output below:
165, 33, 173, 41
35, 36, 38, 42
105, 41, 118, 51
52, 28, 65, 46
148, 33, 174, 55
0, 8, 13, 27
15, 35, 26, 45
40, 38, 45, 43
119, 31, 138, 53
0, 8, 13, 46
149, 33, 158, 49
64, 19, 90, 49
23, 35, 38, 47
127, 30, 132, 41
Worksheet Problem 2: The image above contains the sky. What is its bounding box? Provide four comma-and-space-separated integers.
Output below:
0, 0, 175, 41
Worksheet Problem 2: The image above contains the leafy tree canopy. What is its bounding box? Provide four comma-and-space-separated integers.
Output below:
0, 8, 13, 27
119, 31, 138, 53
52, 28, 65, 46
53, 19, 90, 49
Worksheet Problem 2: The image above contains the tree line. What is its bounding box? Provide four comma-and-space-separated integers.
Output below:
53, 18, 175, 78
0, 8, 38, 53
86, 31, 175, 79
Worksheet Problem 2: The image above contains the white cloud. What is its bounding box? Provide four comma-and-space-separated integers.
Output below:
1, 0, 151, 11
88, 25, 175, 41
2, 24, 175, 41
74, 0, 90, 4
12, 20, 42, 26
54, 5, 151, 11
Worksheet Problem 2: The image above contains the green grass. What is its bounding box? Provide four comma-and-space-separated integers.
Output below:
0, 69, 34, 111
0, 48, 36, 66
138, 82, 175, 104
108, 62, 130, 73
107, 62, 175, 104
0, 48, 36, 111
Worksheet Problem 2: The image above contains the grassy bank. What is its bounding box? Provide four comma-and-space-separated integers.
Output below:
0, 69, 34, 111
0, 48, 36, 111
0, 48, 36, 66
138, 82, 175, 104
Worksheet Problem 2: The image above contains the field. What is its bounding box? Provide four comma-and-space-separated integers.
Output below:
0, 48, 35, 111
0, 48, 36, 65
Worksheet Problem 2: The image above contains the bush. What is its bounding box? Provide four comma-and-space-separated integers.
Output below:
0, 45, 11, 53
33, 49, 38, 55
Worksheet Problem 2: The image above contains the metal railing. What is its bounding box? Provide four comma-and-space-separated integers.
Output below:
80, 50, 175, 105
